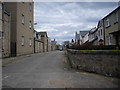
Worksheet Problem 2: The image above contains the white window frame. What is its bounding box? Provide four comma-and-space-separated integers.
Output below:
38, 35, 41, 39
29, 20, 32, 29
29, 39, 32, 46
106, 18, 110, 27
21, 14, 25, 24
21, 36, 25, 46
115, 12, 118, 22
108, 36, 112, 45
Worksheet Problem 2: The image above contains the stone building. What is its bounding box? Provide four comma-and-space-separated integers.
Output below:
38, 32, 48, 52
82, 32, 89, 44
97, 20, 104, 45
51, 39, 57, 51
48, 37, 52, 52
88, 27, 98, 45
79, 31, 89, 44
75, 31, 89, 45
75, 32, 80, 45
4, 2, 34, 56
34, 30, 44, 53
0, 3, 11, 58
0, 2, 2, 58
103, 6, 120, 45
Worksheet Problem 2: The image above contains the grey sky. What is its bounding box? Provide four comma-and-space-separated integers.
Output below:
34, 2, 118, 44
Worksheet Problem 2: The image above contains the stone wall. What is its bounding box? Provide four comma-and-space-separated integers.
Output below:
67, 49, 120, 78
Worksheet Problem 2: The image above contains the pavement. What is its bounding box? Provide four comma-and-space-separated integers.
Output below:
2, 53, 41, 66
2, 51, 120, 88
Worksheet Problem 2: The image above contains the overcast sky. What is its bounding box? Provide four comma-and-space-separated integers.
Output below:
34, 2, 118, 44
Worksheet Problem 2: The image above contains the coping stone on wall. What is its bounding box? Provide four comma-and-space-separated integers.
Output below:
67, 49, 120, 55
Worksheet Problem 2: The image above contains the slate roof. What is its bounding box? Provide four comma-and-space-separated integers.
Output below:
38, 32, 48, 37
80, 31, 89, 37
75, 33, 80, 40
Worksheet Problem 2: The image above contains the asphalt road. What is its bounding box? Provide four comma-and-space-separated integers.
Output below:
2, 51, 119, 88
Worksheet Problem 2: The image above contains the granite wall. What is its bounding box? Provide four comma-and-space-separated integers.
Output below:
66, 49, 120, 78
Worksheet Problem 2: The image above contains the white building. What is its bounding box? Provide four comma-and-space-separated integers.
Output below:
75, 32, 80, 45
75, 31, 89, 45
79, 31, 89, 44
83, 33, 89, 44
88, 27, 98, 45
97, 20, 104, 45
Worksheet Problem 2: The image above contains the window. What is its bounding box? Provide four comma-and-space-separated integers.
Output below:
114, 12, 118, 23
106, 18, 110, 27
34, 32, 36, 38
29, 21, 32, 29
29, 39, 32, 46
38, 35, 41, 39
98, 30, 100, 36
21, 14, 25, 24
101, 29, 102, 36
21, 36, 25, 46
29, 3, 32, 11
108, 36, 112, 45
41, 35, 44, 37
0, 31, 2, 39
36, 34, 38, 39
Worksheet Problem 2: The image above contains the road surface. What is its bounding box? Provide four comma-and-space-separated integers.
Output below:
2, 51, 119, 88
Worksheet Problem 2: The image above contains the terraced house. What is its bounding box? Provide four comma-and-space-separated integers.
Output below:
103, 6, 120, 46
34, 30, 44, 53
38, 32, 48, 52
4, 1, 34, 57
74, 6, 120, 46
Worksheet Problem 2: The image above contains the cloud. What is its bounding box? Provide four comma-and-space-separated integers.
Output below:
34, 2, 118, 44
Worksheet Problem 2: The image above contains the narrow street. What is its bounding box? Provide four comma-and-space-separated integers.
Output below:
2, 51, 119, 88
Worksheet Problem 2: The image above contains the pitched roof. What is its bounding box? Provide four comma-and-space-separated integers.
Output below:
102, 6, 120, 19
38, 32, 47, 35
38, 32, 48, 37
80, 31, 89, 37
75, 33, 80, 40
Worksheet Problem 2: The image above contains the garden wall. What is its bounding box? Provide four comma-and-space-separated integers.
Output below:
67, 49, 120, 78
